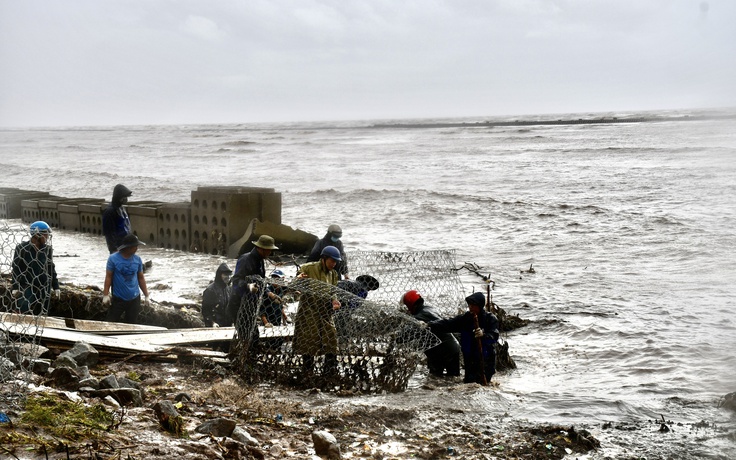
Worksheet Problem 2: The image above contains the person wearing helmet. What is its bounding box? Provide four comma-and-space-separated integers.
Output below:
427, 292, 500, 384
401, 290, 461, 378
292, 245, 343, 381
227, 235, 280, 351
307, 224, 349, 279
102, 184, 133, 254
202, 263, 234, 328
102, 233, 150, 324
11, 221, 60, 314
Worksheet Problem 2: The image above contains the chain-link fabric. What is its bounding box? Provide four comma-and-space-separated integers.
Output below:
233, 250, 465, 392
1, 221, 51, 410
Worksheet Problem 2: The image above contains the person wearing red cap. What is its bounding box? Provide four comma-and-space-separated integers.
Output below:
427, 292, 499, 384
401, 290, 461, 378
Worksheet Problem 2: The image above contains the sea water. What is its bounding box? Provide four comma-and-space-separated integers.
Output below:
2, 109, 735, 457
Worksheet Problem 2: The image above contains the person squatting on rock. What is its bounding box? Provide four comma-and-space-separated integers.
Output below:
201, 263, 233, 327
401, 290, 461, 378
292, 245, 342, 379
103, 233, 150, 324
307, 224, 349, 279
11, 221, 60, 315
228, 235, 279, 349
428, 292, 499, 384
102, 184, 133, 254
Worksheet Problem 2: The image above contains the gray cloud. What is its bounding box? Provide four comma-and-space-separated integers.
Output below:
1, 0, 734, 126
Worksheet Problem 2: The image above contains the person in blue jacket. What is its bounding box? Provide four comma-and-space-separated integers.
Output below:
428, 292, 499, 384
102, 184, 133, 254
11, 221, 60, 315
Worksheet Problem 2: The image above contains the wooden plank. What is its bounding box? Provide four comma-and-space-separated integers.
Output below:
63, 317, 168, 333
0, 312, 67, 329
1, 322, 227, 359
105, 325, 294, 346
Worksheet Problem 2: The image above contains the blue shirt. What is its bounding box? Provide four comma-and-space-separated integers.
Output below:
106, 252, 143, 301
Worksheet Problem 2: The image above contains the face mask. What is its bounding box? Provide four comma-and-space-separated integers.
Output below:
331, 236, 340, 243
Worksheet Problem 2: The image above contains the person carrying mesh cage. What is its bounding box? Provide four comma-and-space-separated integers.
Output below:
11, 221, 60, 315
401, 290, 461, 378
228, 235, 279, 351
291, 245, 342, 379
428, 292, 500, 384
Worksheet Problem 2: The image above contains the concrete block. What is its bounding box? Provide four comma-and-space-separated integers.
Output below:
157, 202, 191, 251
127, 201, 165, 246
0, 189, 50, 219
79, 203, 104, 235
190, 186, 279, 256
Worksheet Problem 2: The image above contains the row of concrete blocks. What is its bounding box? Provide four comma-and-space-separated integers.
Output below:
1, 186, 282, 255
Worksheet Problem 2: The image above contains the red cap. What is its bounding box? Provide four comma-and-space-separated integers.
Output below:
402, 290, 422, 313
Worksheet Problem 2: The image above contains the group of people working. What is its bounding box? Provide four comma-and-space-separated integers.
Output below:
10, 184, 149, 323
10, 184, 499, 384
202, 223, 500, 384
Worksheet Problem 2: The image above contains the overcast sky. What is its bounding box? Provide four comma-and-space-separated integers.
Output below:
1, 1, 734, 127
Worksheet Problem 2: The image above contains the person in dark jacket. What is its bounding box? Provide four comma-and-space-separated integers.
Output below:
428, 292, 499, 384
102, 184, 133, 254
202, 263, 233, 327
401, 290, 461, 377
11, 221, 60, 315
307, 224, 348, 279
228, 235, 279, 349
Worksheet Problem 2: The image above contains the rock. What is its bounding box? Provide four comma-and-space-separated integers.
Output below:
720, 392, 736, 412
174, 392, 192, 402
312, 430, 341, 459
48, 366, 80, 390
195, 417, 237, 437
92, 388, 143, 407
78, 376, 100, 389
58, 342, 99, 367
0, 357, 15, 382
152, 400, 181, 427
99, 375, 120, 389
28, 358, 51, 375
53, 354, 78, 370
102, 395, 121, 408
231, 426, 259, 446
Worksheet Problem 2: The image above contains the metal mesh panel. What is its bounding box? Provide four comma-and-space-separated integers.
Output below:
1, 221, 51, 410
233, 250, 464, 392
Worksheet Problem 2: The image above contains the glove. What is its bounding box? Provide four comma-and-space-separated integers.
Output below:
11, 290, 20, 299
264, 322, 273, 328
270, 294, 282, 304
417, 321, 428, 330
102, 294, 111, 305
212, 322, 220, 328
53, 289, 61, 299
143, 296, 150, 307
474, 328, 483, 338
248, 283, 258, 293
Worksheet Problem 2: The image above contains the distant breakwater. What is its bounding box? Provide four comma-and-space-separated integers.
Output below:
369, 113, 736, 130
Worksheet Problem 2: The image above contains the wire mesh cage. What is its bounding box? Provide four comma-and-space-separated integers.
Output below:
1, 220, 53, 410
232, 250, 465, 392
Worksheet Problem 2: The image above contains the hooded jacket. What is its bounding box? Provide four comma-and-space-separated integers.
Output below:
202, 263, 233, 327
307, 233, 348, 276
102, 184, 132, 253
411, 302, 461, 367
